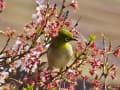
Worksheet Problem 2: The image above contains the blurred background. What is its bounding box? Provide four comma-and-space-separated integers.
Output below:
0, 0, 120, 87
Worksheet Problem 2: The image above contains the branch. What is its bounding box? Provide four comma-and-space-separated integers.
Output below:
57, 0, 66, 18
0, 37, 10, 55
60, 10, 69, 28
102, 34, 107, 90
72, 16, 81, 29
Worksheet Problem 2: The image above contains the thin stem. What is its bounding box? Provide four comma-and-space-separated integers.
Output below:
83, 80, 86, 90
0, 38, 10, 55
108, 39, 112, 52
60, 10, 69, 28
44, 0, 49, 17
102, 34, 107, 90
72, 16, 81, 29
58, 0, 66, 18
8, 77, 23, 85
103, 56, 107, 90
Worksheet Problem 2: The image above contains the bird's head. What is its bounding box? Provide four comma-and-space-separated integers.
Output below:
57, 29, 77, 43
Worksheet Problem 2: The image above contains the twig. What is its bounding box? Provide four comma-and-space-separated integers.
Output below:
60, 10, 69, 28
39, 50, 48, 58
108, 39, 112, 52
83, 80, 86, 90
44, 0, 49, 17
8, 77, 23, 85
0, 38, 10, 55
58, 0, 66, 18
72, 16, 81, 29
0, 10, 2, 13
102, 34, 107, 90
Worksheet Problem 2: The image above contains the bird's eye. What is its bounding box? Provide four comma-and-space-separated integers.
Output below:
65, 38, 69, 42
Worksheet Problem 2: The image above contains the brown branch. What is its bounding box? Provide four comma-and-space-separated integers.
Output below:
44, 0, 49, 17
0, 38, 10, 55
39, 50, 48, 58
60, 10, 69, 28
72, 16, 81, 29
102, 34, 107, 90
57, 0, 66, 18
8, 77, 23, 85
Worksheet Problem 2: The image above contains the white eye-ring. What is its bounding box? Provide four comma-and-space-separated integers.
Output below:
65, 38, 69, 42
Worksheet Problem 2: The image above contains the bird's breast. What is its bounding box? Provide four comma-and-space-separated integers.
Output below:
47, 43, 73, 68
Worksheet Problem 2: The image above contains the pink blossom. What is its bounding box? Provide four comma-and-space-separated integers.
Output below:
50, 29, 58, 37
36, 42, 43, 52
77, 40, 85, 50
68, 84, 74, 90
111, 63, 118, 71
64, 20, 72, 27
92, 80, 101, 87
0, 2, 4, 9
89, 69, 96, 76
113, 48, 120, 57
70, 0, 78, 9
90, 42, 96, 48
100, 50, 106, 55
111, 71, 117, 80
70, 28, 80, 38
91, 58, 102, 68
58, 17, 65, 21
81, 75, 88, 81
24, 77, 30, 84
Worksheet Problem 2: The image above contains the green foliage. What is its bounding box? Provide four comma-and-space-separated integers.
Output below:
89, 33, 96, 43
51, 88, 55, 90
36, 26, 41, 35
23, 84, 34, 90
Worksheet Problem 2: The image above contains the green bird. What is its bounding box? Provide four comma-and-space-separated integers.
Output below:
47, 29, 77, 68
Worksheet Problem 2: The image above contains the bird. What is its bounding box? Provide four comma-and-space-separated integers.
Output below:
47, 29, 77, 69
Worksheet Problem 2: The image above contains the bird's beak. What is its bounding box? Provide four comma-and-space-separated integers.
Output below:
72, 38, 78, 41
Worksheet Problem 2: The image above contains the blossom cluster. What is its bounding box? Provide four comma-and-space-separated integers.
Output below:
0, 0, 6, 12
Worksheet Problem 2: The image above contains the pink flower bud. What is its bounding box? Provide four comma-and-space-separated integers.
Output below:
89, 69, 96, 75
65, 20, 72, 27
90, 42, 96, 48
0, 2, 4, 9
70, 0, 78, 9
113, 48, 120, 57
92, 80, 100, 87
24, 77, 30, 84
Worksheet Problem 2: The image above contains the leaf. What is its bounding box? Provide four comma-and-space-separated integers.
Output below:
104, 65, 108, 73
60, 67, 65, 72
105, 57, 108, 64
80, 65, 84, 68
36, 26, 41, 35
2, 85, 5, 89
56, 76, 61, 79
89, 33, 96, 43
61, 76, 67, 81
51, 88, 55, 90
25, 84, 34, 90
11, 87, 15, 90
23, 88, 28, 90
74, 50, 82, 59
46, 8, 50, 14
27, 84, 31, 89
58, 8, 61, 15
